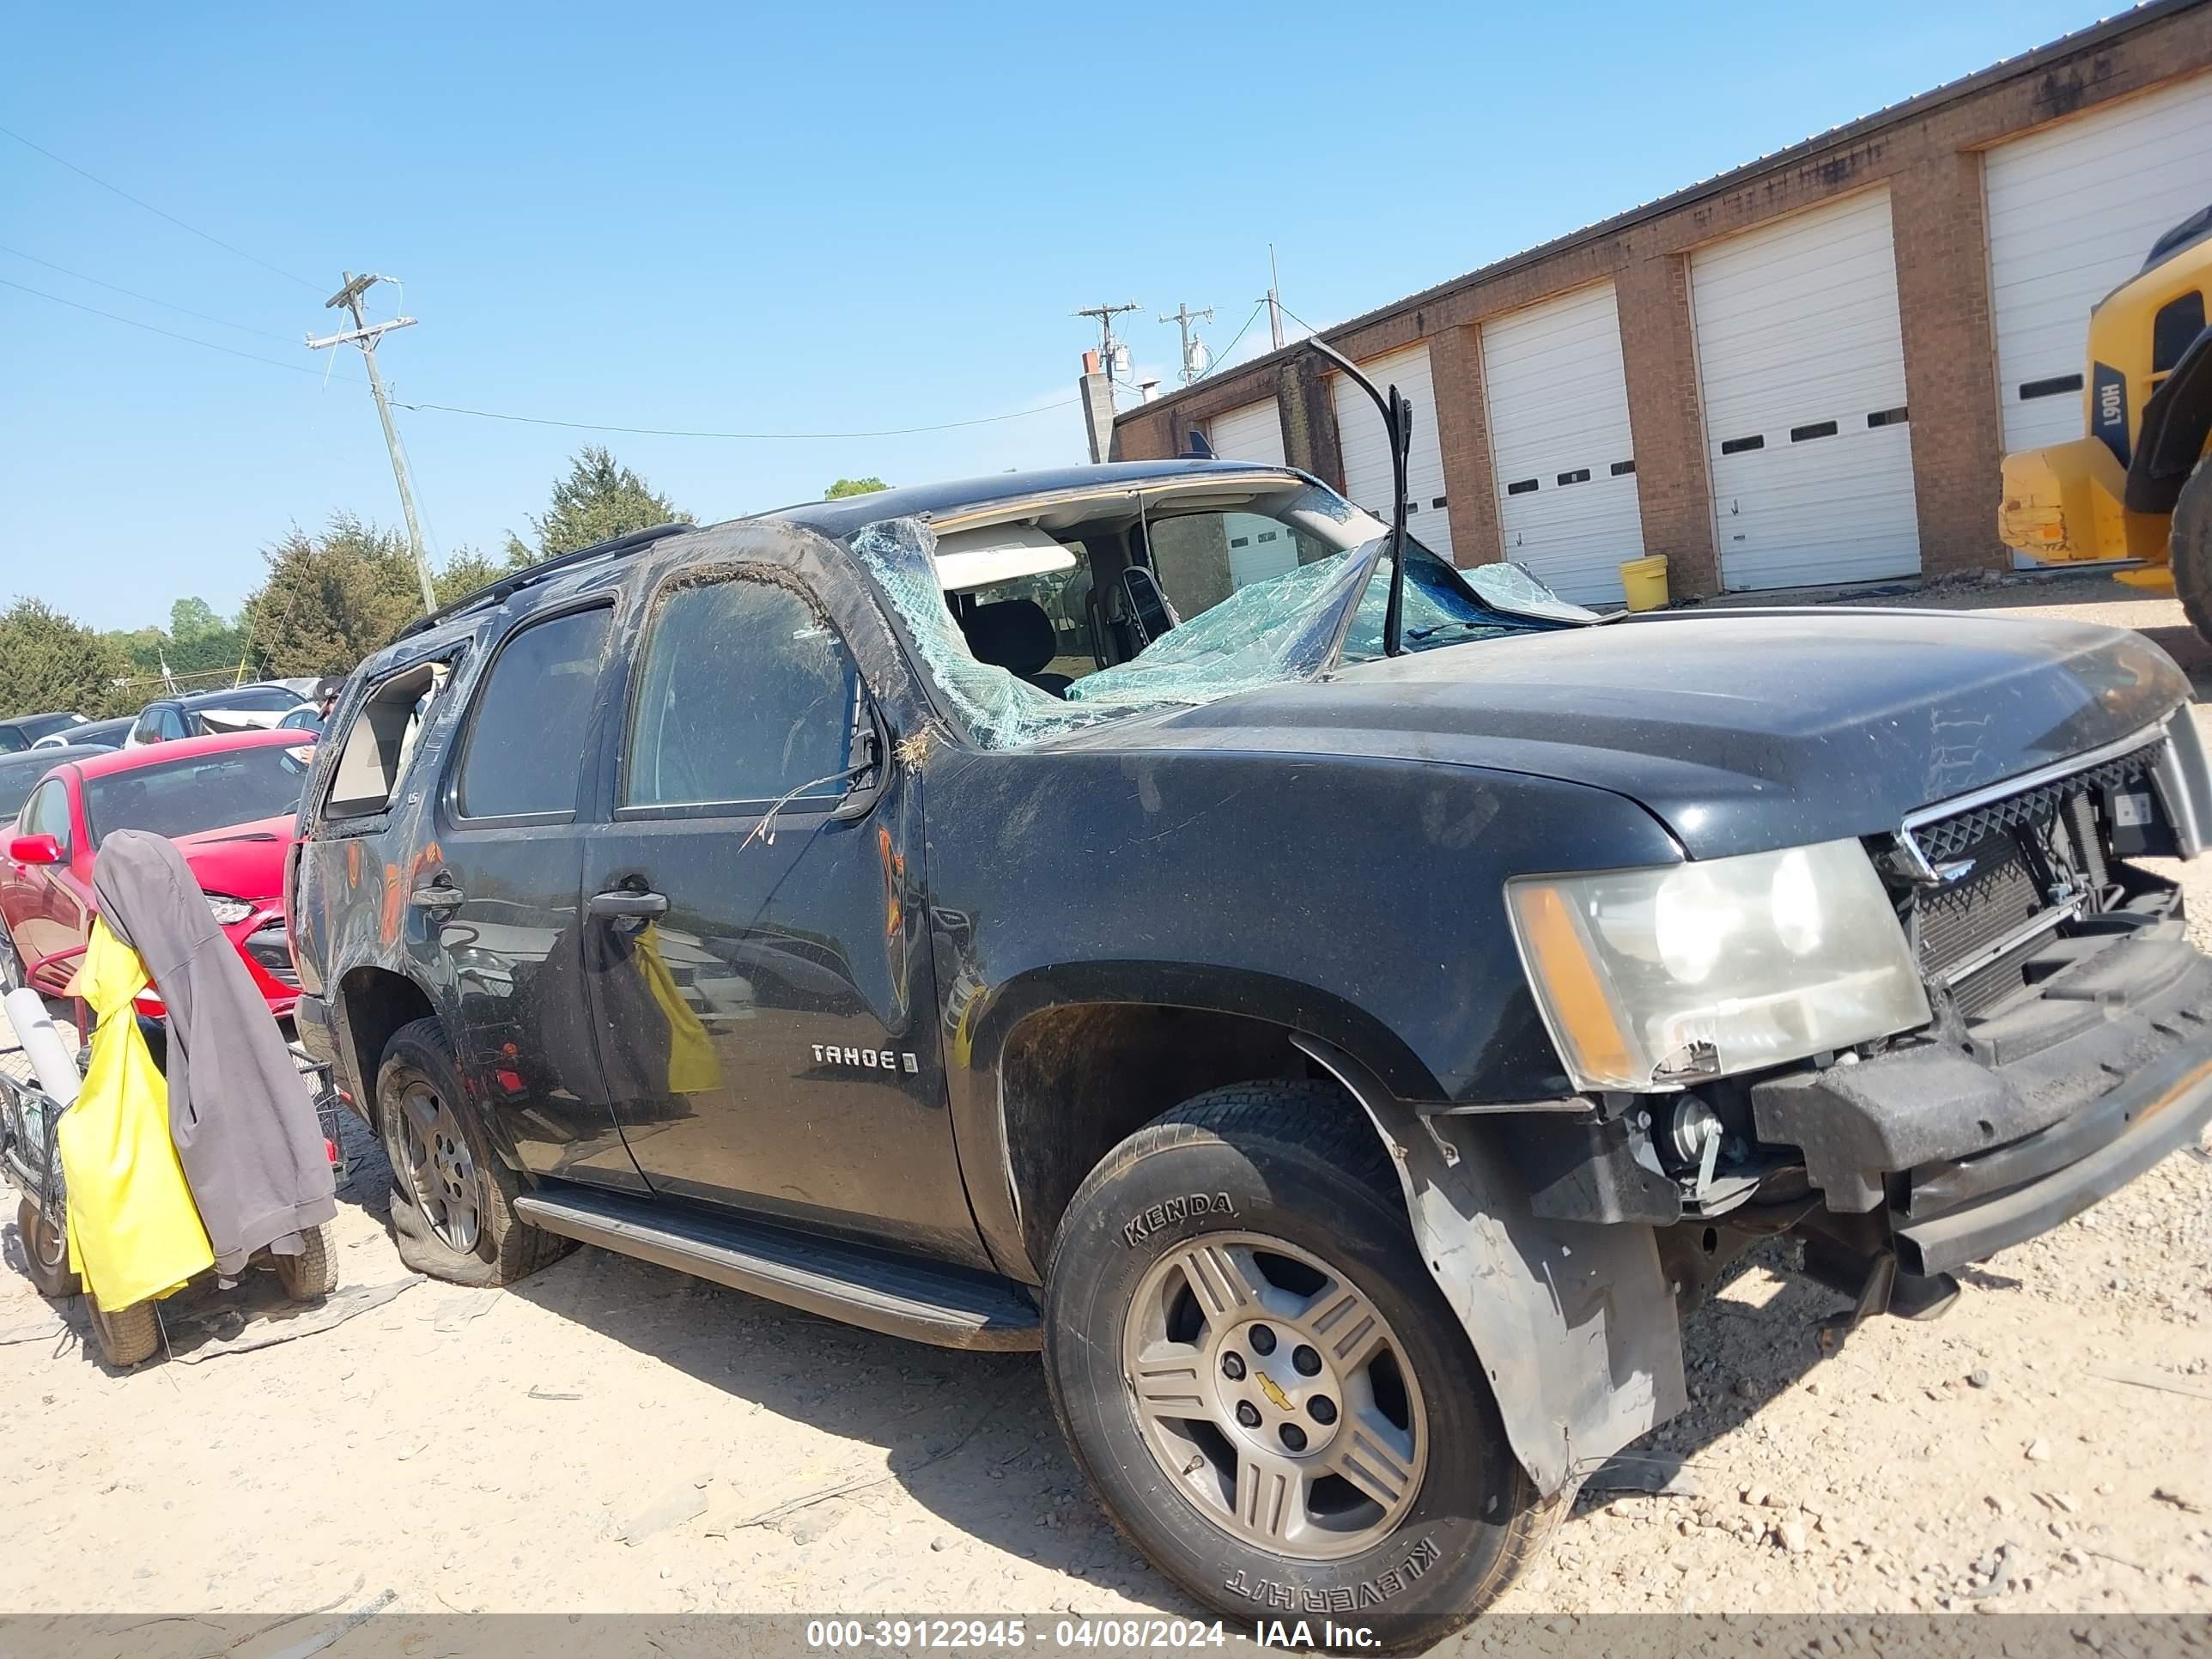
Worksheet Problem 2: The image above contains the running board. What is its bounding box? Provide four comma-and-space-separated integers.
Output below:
513, 1185, 1041, 1352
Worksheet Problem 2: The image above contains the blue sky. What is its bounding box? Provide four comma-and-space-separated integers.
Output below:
3, 0, 2108, 630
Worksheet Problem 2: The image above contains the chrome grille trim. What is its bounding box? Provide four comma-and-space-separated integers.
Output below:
1894, 720, 2169, 884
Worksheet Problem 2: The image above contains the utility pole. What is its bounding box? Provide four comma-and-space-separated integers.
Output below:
1074, 300, 1141, 404
307, 272, 437, 614
1160, 302, 1213, 384
1267, 243, 1285, 351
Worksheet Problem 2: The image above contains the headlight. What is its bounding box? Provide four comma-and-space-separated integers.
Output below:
203, 893, 255, 925
1506, 839, 1929, 1091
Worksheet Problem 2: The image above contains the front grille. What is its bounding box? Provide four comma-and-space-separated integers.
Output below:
244, 923, 301, 989
1911, 744, 2160, 862
1903, 742, 2161, 1018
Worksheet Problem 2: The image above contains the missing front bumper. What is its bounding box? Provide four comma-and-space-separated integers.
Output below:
1893, 1036, 2212, 1273
1753, 927, 2212, 1273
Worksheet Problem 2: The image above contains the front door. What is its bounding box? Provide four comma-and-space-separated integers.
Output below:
6, 779, 90, 994
580, 562, 973, 1262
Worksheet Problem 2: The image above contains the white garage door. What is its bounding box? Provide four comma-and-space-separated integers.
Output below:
1481, 283, 1644, 605
1690, 188, 1920, 590
1206, 398, 1285, 466
1986, 73, 2212, 458
1332, 343, 1454, 561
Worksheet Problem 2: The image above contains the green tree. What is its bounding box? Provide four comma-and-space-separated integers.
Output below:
504, 446, 691, 563
824, 477, 890, 499
240, 515, 428, 678
431, 546, 526, 607
0, 599, 134, 720
105, 597, 254, 684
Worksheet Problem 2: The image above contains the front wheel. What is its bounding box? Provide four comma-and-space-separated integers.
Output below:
1042, 1082, 1546, 1650
88, 1298, 159, 1368
2169, 452, 2212, 644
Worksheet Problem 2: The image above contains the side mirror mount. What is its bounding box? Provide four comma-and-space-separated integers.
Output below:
9, 834, 63, 866
1118, 566, 1181, 648
829, 717, 888, 824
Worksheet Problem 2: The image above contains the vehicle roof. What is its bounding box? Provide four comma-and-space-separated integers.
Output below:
1, 710, 82, 727
141, 684, 302, 713
386, 460, 1313, 652
70, 726, 307, 782
0, 744, 107, 775
760, 460, 1306, 539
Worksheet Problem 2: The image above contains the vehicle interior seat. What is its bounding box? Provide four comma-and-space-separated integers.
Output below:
960, 599, 1072, 696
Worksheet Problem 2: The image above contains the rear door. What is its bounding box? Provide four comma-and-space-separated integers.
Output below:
580, 553, 972, 1261
425, 606, 648, 1194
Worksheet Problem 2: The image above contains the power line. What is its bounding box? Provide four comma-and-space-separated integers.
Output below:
0, 275, 343, 377
3, 270, 1079, 441
0, 122, 322, 293
390, 394, 1083, 441
0, 243, 296, 341
1189, 300, 1266, 384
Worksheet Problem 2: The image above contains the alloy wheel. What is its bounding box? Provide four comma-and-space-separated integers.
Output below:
394, 1079, 481, 1254
1121, 1231, 1429, 1562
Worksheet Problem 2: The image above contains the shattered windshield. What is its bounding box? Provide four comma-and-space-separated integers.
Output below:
852, 508, 1580, 751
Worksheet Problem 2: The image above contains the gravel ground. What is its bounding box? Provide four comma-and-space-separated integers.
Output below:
0, 574, 2209, 1640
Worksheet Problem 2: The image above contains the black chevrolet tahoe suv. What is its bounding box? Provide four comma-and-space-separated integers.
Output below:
289, 457, 2212, 1645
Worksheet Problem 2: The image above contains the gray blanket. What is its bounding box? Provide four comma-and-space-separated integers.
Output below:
93, 830, 336, 1275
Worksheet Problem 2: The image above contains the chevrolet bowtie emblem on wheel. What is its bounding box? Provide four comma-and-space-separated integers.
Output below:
809, 1044, 921, 1073
1255, 1373, 1291, 1412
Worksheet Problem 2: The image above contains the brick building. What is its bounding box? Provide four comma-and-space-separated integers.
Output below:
1110, 0, 2212, 606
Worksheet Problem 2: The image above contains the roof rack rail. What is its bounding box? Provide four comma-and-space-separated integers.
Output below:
396, 520, 695, 641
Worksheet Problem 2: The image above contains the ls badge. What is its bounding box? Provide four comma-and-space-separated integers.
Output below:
810, 1043, 921, 1074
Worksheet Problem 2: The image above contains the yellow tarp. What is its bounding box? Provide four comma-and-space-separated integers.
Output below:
58, 919, 212, 1310
635, 922, 720, 1096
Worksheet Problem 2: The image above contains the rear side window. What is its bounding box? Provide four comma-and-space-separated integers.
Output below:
457, 607, 611, 819
623, 575, 856, 810
323, 660, 452, 822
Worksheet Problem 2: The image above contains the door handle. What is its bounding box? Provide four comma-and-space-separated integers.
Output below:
586, 889, 670, 921
409, 880, 466, 910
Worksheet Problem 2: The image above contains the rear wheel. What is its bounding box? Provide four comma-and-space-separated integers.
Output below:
271, 1221, 337, 1301
376, 1018, 568, 1288
88, 1298, 159, 1368
2169, 453, 2212, 643
1042, 1081, 1546, 1651
16, 1196, 78, 1299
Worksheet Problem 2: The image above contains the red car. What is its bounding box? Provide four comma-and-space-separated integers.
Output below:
0, 729, 317, 1018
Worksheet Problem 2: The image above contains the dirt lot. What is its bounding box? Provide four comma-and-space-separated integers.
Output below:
2, 572, 2209, 1636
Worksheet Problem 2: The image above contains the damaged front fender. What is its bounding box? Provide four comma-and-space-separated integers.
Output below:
1292, 1035, 1686, 1497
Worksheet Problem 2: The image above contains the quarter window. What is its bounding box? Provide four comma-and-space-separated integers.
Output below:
456, 608, 611, 819
623, 574, 857, 810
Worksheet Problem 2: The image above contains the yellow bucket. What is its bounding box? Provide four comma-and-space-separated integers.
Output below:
1620, 554, 1669, 612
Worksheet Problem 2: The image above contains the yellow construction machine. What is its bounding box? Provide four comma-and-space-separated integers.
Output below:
1998, 204, 2212, 637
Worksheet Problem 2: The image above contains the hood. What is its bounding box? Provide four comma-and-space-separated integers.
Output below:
1061, 608, 2191, 860
168, 814, 295, 903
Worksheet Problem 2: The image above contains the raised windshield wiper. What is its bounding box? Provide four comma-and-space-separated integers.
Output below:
1297, 336, 1414, 659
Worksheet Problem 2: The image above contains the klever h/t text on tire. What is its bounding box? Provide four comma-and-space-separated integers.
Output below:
1042, 1081, 1546, 1650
